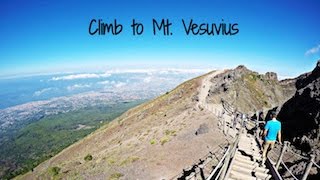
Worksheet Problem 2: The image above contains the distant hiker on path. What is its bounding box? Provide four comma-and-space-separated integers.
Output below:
232, 113, 239, 129
258, 111, 265, 137
262, 111, 282, 165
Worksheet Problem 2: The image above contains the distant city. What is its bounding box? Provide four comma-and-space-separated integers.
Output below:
0, 68, 209, 134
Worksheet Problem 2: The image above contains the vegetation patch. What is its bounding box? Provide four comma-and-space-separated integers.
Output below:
120, 156, 139, 166
0, 100, 145, 179
150, 139, 156, 145
48, 166, 61, 176
242, 74, 269, 107
107, 158, 116, 165
165, 129, 177, 136
110, 172, 124, 179
160, 136, 170, 145
84, 154, 93, 161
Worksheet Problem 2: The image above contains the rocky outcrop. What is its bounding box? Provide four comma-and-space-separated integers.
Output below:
278, 60, 320, 151
207, 65, 296, 113
265, 72, 278, 81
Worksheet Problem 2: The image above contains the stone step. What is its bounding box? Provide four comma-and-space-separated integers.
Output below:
234, 157, 254, 165
235, 152, 251, 159
230, 170, 256, 180
238, 143, 258, 147
236, 150, 261, 157
238, 144, 255, 147
255, 171, 272, 180
238, 146, 256, 151
231, 163, 254, 175
238, 146, 254, 150
236, 154, 262, 161
238, 145, 259, 150
232, 163, 269, 173
238, 144, 259, 149
234, 155, 259, 164
233, 159, 258, 168
253, 167, 269, 174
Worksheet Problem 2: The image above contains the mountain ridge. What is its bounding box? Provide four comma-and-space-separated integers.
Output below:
16, 65, 310, 179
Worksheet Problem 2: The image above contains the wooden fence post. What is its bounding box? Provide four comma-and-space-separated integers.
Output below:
276, 141, 289, 169
302, 154, 315, 180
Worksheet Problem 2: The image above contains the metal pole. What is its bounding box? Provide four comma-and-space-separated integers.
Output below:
276, 141, 289, 169
221, 134, 239, 180
302, 154, 315, 180
199, 166, 205, 180
219, 148, 231, 180
255, 111, 259, 138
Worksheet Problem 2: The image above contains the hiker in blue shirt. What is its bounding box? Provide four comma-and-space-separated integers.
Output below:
262, 111, 282, 164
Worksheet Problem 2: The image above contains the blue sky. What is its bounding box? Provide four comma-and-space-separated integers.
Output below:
1, 0, 320, 78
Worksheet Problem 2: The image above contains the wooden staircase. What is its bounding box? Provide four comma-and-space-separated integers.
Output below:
225, 133, 271, 180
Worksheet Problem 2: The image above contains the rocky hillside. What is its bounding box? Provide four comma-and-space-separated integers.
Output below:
17, 66, 296, 180
205, 65, 296, 112
278, 60, 320, 151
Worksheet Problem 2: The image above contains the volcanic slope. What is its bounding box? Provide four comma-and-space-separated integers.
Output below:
18, 66, 295, 180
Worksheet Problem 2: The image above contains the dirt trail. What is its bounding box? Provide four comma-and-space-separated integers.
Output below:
197, 70, 225, 112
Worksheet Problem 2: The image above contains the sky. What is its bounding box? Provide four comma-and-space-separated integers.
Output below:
1, 0, 320, 78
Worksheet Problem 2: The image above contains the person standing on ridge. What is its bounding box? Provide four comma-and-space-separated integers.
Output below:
262, 111, 282, 165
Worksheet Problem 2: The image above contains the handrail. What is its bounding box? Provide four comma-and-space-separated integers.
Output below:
218, 133, 240, 180
286, 145, 309, 160
281, 160, 299, 180
254, 133, 283, 180
206, 146, 230, 180
269, 140, 317, 180
173, 99, 318, 180
221, 99, 319, 180
266, 157, 283, 180
171, 143, 228, 180
312, 160, 320, 169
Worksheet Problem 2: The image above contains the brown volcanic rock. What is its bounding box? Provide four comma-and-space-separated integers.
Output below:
278, 60, 320, 151
207, 65, 296, 113
265, 72, 278, 81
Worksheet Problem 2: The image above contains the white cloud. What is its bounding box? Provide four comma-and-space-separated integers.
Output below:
51, 73, 111, 81
278, 75, 295, 80
33, 88, 53, 96
97, 80, 110, 85
67, 84, 91, 91
114, 82, 126, 88
105, 68, 210, 74
50, 69, 210, 81
106, 69, 156, 74
143, 76, 152, 83
305, 44, 320, 56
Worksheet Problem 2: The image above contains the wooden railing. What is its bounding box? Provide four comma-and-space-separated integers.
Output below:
171, 99, 319, 180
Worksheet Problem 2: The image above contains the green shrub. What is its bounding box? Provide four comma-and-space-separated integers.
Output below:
165, 130, 177, 136
49, 166, 61, 176
84, 154, 93, 161
150, 139, 156, 145
160, 136, 169, 145
120, 156, 139, 166
110, 172, 124, 179
107, 158, 116, 165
